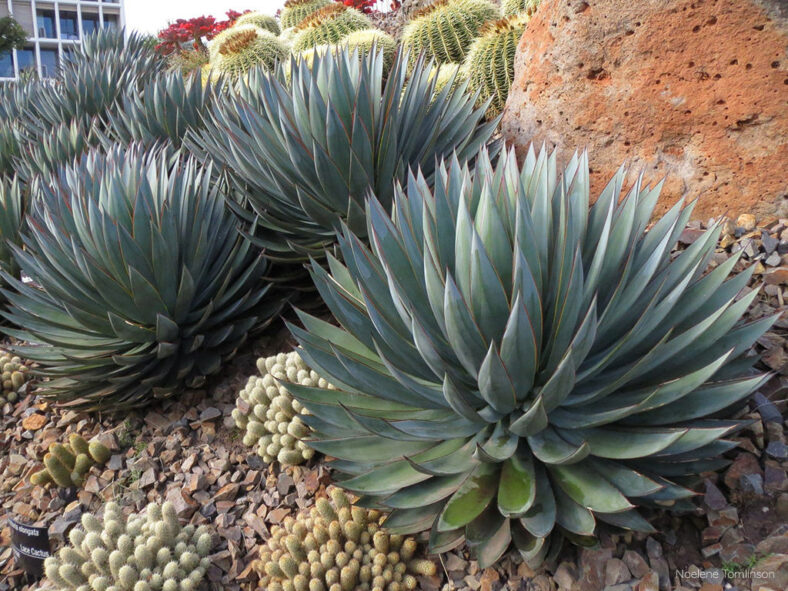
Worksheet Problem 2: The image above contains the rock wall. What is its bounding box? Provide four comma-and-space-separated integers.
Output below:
501, 0, 788, 220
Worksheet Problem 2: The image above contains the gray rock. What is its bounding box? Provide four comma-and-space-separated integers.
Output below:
605, 558, 631, 586
740, 473, 765, 495
704, 479, 728, 510
754, 393, 782, 423
623, 551, 650, 579
766, 441, 787, 459
646, 537, 663, 558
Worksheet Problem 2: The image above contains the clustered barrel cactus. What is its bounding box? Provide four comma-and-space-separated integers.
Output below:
44, 501, 213, 591
2, 146, 282, 411
284, 147, 775, 567
280, 0, 332, 29
291, 4, 372, 52
234, 11, 281, 35
30, 434, 111, 488
255, 488, 436, 591
501, 0, 541, 17
464, 15, 530, 117
211, 25, 289, 78
232, 351, 321, 466
401, 0, 499, 64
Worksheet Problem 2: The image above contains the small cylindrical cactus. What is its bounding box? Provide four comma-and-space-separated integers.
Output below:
42, 502, 214, 591
255, 488, 435, 590
233, 351, 328, 467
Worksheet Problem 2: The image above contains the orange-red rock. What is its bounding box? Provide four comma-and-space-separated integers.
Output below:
501, 0, 788, 220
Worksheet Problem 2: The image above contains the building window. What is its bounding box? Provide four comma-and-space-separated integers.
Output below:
17, 47, 36, 76
0, 52, 13, 78
82, 14, 100, 36
40, 48, 59, 78
102, 15, 119, 30
37, 10, 57, 39
60, 11, 79, 40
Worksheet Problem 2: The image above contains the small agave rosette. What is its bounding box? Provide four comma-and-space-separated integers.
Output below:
284, 146, 776, 568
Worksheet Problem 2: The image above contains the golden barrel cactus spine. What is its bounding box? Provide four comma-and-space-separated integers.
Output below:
233, 351, 323, 466
463, 15, 530, 117
501, 0, 541, 17
401, 0, 499, 64
255, 488, 436, 590
233, 11, 281, 36
339, 29, 398, 73
210, 26, 289, 78
43, 501, 213, 591
291, 4, 372, 52
280, 0, 332, 29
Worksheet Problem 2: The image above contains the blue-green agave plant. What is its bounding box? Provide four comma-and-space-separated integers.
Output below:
284, 146, 776, 568
1, 145, 284, 411
188, 48, 498, 261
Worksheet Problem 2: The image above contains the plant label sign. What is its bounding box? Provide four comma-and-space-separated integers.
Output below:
9, 518, 50, 577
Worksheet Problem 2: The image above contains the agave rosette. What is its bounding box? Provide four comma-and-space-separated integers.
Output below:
1, 145, 283, 411
188, 48, 498, 261
285, 147, 775, 567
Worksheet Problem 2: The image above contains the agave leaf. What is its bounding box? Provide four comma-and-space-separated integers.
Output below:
548, 462, 633, 513
498, 453, 537, 517
437, 462, 498, 532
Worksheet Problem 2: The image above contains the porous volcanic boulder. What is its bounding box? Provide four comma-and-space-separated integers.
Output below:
501, 0, 788, 220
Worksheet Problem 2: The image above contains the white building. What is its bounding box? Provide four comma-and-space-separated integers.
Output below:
1, 0, 125, 80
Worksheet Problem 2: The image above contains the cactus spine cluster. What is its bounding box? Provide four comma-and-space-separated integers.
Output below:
255, 488, 436, 591
0, 350, 30, 408
463, 15, 529, 117
43, 501, 213, 591
339, 30, 398, 72
401, 0, 499, 64
429, 63, 466, 95
30, 434, 111, 488
280, 0, 332, 29
232, 351, 320, 466
211, 26, 289, 78
233, 11, 281, 36
501, 0, 541, 17
291, 5, 372, 52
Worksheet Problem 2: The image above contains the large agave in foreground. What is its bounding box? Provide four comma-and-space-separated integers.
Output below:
285, 147, 775, 567
1, 146, 283, 411
188, 48, 497, 260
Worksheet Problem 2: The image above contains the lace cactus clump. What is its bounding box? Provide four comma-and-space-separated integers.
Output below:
255, 488, 436, 591
232, 351, 325, 466
0, 350, 31, 408
30, 433, 111, 488
43, 501, 213, 591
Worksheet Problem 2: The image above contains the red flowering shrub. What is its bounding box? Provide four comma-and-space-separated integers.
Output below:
155, 10, 248, 56
338, 0, 376, 14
